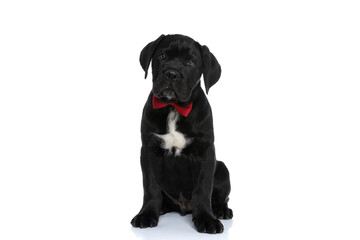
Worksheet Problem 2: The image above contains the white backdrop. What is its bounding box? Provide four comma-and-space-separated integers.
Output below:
1, 1, 359, 239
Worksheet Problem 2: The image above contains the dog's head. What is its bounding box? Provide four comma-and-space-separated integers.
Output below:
140, 34, 221, 103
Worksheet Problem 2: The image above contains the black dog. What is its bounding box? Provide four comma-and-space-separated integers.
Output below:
131, 34, 232, 234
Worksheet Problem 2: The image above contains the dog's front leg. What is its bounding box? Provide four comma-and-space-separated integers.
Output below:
131, 146, 162, 228
191, 146, 224, 234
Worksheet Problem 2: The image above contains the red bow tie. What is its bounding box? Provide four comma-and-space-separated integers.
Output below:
152, 94, 193, 117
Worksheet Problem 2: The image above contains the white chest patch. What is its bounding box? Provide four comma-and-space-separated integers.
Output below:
154, 111, 192, 156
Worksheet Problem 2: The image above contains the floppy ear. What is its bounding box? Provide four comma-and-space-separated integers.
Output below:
201, 45, 221, 94
139, 34, 165, 79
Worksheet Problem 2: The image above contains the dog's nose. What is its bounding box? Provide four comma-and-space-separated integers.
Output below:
165, 70, 180, 81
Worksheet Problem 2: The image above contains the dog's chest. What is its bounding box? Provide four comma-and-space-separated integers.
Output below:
154, 111, 192, 156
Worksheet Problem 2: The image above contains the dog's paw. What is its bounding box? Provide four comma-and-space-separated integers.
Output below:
193, 216, 224, 234
213, 204, 233, 219
131, 213, 159, 228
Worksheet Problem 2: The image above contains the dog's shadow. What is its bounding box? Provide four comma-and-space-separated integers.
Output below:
131, 212, 233, 240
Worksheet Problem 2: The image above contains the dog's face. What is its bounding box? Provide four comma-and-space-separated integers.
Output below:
151, 35, 203, 103
140, 34, 221, 103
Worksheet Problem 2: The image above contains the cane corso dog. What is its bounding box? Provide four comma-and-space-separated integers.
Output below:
131, 34, 232, 234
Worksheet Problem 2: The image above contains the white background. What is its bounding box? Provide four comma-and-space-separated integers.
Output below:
1, 0, 359, 239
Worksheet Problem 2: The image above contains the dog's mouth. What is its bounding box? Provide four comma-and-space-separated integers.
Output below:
156, 88, 178, 103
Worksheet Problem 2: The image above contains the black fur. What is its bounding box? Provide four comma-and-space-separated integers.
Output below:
131, 34, 232, 234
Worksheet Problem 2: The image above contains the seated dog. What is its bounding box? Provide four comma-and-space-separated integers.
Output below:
131, 34, 232, 234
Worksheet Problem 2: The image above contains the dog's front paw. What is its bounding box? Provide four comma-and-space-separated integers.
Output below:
131, 213, 159, 228
193, 216, 224, 234
213, 204, 233, 219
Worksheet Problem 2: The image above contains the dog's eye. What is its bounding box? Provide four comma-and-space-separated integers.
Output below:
187, 60, 195, 67
159, 53, 166, 60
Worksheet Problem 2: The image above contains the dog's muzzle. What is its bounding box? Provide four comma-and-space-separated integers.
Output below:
154, 69, 183, 101
159, 88, 177, 100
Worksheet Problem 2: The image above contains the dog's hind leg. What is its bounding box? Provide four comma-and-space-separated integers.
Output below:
211, 161, 233, 219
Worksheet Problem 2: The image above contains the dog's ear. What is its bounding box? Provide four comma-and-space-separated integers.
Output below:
139, 34, 165, 79
201, 45, 221, 94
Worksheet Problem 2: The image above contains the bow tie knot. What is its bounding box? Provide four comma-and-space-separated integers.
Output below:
152, 95, 193, 117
